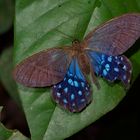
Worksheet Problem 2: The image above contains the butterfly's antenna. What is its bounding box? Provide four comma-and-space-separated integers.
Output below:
55, 29, 74, 41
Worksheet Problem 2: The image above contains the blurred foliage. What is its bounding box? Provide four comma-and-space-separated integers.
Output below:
0, 0, 14, 34
0, 107, 29, 140
0, 47, 21, 106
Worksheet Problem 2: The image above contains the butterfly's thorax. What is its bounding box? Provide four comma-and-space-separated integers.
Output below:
68, 40, 90, 75
69, 40, 86, 55
71, 40, 82, 54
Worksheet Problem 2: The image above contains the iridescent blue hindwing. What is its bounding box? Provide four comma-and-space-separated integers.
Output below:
52, 58, 92, 112
87, 51, 132, 86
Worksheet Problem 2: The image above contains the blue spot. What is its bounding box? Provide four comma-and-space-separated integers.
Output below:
95, 66, 100, 74
120, 57, 123, 61
107, 56, 112, 62
67, 71, 73, 77
72, 103, 75, 106
63, 99, 68, 104
74, 80, 78, 87
101, 55, 105, 64
114, 67, 119, 72
56, 92, 61, 98
68, 78, 74, 86
81, 82, 85, 87
64, 87, 68, 93
103, 69, 107, 76
69, 73, 73, 76
101, 60, 105, 64
101, 54, 105, 60
114, 77, 117, 80
123, 65, 127, 70
86, 87, 88, 90
81, 99, 85, 102
78, 91, 82, 96
123, 75, 126, 80
64, 77, 66, 81
105, 64, 110, 71
58, 84, 62, 88
117, 61, 121, 65
71, 94, 75, 100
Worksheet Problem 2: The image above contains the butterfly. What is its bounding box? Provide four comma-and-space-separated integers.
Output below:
13, 13, 140, 112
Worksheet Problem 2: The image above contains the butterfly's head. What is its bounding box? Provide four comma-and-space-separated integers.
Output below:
72, 39, 80, 45
72, 39, 82, 51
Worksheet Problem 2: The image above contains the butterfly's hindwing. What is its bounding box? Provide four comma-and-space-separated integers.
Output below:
87, 51, 132, 86
52, 58, 92, 112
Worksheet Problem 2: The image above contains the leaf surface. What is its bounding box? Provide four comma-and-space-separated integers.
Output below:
0, 48, 21, 106
14, 0, 140, 140
0, 107, 29, 140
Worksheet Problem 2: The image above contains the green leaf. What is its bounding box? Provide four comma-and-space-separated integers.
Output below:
0, 107, 29, 140
0, 107, 12, 140
0, 48, 21, 106
14, 0, 140, 140
0, 0, 14, 34
0, 115, 13, 139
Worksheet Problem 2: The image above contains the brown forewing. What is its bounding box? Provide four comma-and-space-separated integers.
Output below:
13, 48, 72, 87
85, 13, 140, 55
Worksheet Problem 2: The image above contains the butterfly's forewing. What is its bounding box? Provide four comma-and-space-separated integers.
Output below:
52, 57, 92, 112
87, 51, 132, 87
85, 13, 140, 55
13, 48, 72, 87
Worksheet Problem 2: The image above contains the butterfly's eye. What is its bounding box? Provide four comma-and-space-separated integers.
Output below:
72, 40, 80, 45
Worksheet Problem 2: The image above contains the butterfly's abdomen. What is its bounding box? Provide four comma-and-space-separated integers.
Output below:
78, 53, 90, 75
